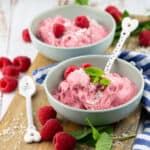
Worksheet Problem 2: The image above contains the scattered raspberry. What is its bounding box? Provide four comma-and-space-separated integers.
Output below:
38, 106, 57, 125
53, 131, 76, 150
64, 65, 79, 78
0, 76, 18, 93
13, 56, 31, 72
75, 15, 89, 28
0, 57, 12, 70
2, 66, 19, 78
81, 63, 92, 68
105, 5, 122, 23
139, 30, 150, 47
40, 119, 63, 141
53, 23, 65, 38
22, 28, 31, 42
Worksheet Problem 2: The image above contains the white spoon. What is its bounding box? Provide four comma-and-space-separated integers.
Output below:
19, 76, 41, 143
104, 17, 139, 73
86, 17, 139, 105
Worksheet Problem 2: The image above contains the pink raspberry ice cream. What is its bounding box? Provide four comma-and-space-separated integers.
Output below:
36, 16, 108, 48
53, 67, 137, 110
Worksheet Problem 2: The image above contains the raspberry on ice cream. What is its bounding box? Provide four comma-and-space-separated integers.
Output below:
75, 15, 89, 28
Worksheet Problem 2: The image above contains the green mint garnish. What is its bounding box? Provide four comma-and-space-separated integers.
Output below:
84, 67, 105, 77
75, 0, 89, 5
99, 78, 111, 86
84, 67, 111, 86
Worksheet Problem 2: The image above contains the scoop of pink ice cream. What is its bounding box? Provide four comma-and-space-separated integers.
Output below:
36, 16, 108, 48
53, 70, 137, 110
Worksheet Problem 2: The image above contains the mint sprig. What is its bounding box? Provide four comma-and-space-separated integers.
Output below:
75, 0, 89, 5
84, 67, 111, 86
69, 119, 135, 149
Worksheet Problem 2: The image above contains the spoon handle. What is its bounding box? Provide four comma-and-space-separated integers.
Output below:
104, 17, 139, 73
26, 95, 34, 128
24, 96, 41, 143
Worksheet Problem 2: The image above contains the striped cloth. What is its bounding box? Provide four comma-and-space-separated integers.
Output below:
32, 50, 150, 150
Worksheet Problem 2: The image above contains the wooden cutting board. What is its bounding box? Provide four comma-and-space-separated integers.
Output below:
0, 16, 149, 150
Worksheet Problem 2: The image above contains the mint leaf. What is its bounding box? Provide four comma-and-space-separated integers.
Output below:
99, 78, 111, 86
122, 10, 130, 17
69, 128, 91, 140
91, 76, 99, 83
84, 67, 105, 77
96, 132, 112, 150
75, 0, 89, 5
86, 118, 100, 140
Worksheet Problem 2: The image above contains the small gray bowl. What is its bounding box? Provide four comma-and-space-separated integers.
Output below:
29, 5, 116, 61
44, 55, 144, 125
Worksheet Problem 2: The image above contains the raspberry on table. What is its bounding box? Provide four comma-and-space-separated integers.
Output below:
64, 65, 79, 78
53, 131, 76, 150
139, 30, 150, 47
22, 28, 31, 42
2, 65, 19, 78
38, 106, 57, 125
75, 15, 89, 28
0, 57, 12, 70
53, 23, 65, 38
81, 63, 92, 68
0, 76, 18, 93
40, 119, 63, 141
105, 5, 122, 23
13, 56, 31, 72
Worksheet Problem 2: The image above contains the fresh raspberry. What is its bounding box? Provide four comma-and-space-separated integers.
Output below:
22, 28, 31, 42
105, 5, 122, 23
139, 30, 150, 47
2, 66, 19, 78
0, 76, 18, 93
64, 65, 79, 78
38, 106, 57, 125
53, 23, 65, 38
81, 63, 92, 68
53, 131, 76, 150
75, 15, 89, 28
0, 57, 12, 70
13, 56, 31, 72
40, 119, 63, 141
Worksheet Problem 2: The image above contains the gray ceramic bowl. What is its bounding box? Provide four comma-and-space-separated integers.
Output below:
29, 5, 116, 61
44, 55, 144, 125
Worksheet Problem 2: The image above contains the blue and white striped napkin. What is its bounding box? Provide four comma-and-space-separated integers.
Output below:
32, 50, 150, 150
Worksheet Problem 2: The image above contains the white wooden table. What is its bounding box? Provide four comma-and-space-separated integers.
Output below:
0, 0, 150, 120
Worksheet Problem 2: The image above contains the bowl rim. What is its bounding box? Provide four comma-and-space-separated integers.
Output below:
44, 55, 144, 113
29, 5, 116, 50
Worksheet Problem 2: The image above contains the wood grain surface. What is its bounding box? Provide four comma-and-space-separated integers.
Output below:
0, 15, 149, 150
